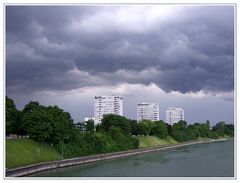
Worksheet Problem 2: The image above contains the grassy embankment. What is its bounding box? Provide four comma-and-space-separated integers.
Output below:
137, 135, 178, 148
6, 139, 61, 169
137, 135, 232, 149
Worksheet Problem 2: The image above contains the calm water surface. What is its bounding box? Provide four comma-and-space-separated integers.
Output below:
31, 140, 234, 177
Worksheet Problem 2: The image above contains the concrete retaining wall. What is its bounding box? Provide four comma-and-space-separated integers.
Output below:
6, 139, 227, 177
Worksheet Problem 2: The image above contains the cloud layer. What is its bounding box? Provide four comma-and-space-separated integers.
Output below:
6, 6, 234, 94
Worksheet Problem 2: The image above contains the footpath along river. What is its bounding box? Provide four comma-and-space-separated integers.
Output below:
30, 139, 234, 177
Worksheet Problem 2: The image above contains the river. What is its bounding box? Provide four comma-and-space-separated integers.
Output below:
30, 140, 234, 177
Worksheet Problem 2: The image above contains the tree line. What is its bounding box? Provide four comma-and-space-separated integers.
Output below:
6, 96, 234, 158
6, 97, 138, 157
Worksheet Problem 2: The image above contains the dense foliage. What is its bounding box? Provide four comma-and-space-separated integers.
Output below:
55, 119, 139, 158
6, 97, 21, 135
170, 120, 234, 142
56, 132, 118, 157
6, 96, 234, 159
22, 102, 75, 144
99, 114, 132, 135
137, 120, 154, 136
85, 120, 95, 133
151, 120, 168, 138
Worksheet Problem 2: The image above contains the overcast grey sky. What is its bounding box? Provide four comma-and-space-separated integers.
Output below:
6, 5, 234, 125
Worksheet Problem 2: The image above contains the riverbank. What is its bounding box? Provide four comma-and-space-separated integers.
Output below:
6, 136, 177, 169
6, 139, 62, 169
6, 138, 228, 177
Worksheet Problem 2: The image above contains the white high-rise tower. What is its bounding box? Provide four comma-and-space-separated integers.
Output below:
137, 103, 159, 122
166, 107, 184, 125
94, 96, 123, 125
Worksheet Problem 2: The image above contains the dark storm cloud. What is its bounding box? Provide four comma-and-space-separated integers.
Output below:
6, 6, 234, 94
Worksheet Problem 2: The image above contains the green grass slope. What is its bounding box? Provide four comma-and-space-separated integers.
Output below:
137, 136, 178, 148
6, 139, 61, 169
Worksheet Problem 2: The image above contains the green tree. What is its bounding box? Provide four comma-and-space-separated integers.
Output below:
165, 123, 172, 134
151, 120, 168, 138
22, 107, 54, 142
199, 123, 211, 138
55, 131, 89, 157
178, 120, 188, 130
84, 132, 113, 153
186, 124, 198, 140
108, 126, 139, 150
22, 102, 75, 144
171, 120, 188, 142
85, 120, 94, 133
130, 120, 138, 135
95, 123, 103, 133
224, 124, 234, 137
212, 121, 226, 137
47, 105, 75, 144
15, 111, 26, 135
6, 96, 18, 135
138, 120, 154, 136
100, 114, 131, 135
23, 101, 41, 113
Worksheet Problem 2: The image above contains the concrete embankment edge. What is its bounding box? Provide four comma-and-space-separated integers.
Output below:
5, 138, 227, 177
